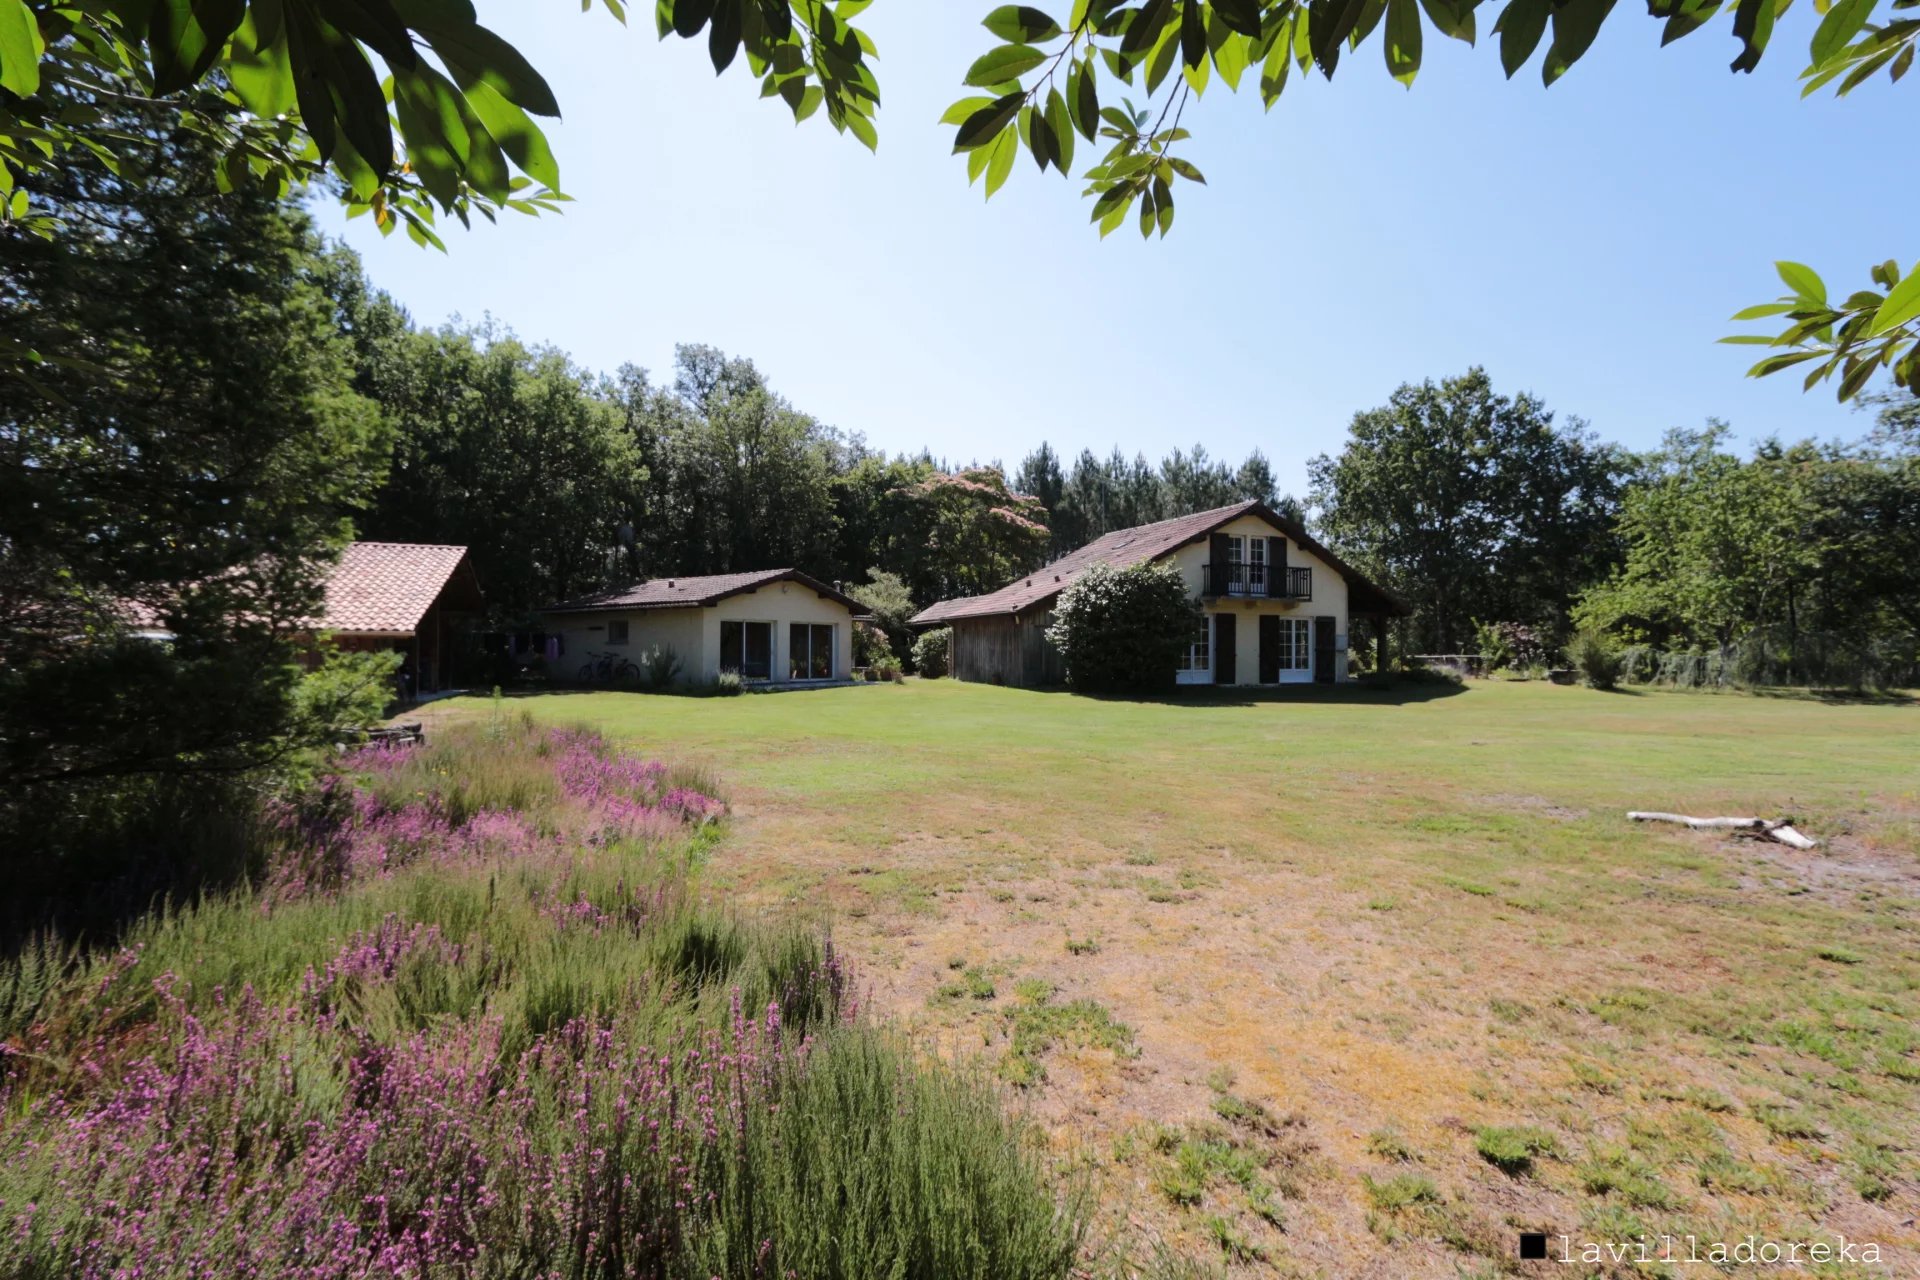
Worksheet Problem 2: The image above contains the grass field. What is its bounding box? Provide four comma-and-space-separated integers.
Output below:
420, 679, 1920, 1277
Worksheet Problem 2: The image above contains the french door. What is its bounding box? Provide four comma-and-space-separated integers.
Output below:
1257, 616, 1313, 683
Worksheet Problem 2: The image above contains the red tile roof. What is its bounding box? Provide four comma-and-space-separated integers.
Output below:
909, 500, 1409, 625
542, 568, 870, 617
113, 542, 475, 636
322, 542, 475, 635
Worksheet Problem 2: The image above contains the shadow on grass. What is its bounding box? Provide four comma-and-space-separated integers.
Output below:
1570, 683, 1915, 707
1742, 685, 1917, 707
1022, 677, 1471, 708
466, 681, 879, 702
464, 678, 1473, 709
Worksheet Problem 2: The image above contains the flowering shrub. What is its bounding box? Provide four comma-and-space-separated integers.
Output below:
0, 717, 1080, 1279
1471, 618, 1552, 671
911, 626, 952, 678
1046, 562, 1201, 694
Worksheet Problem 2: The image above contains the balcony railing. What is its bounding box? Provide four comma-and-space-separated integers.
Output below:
1203, 563, 1311, 600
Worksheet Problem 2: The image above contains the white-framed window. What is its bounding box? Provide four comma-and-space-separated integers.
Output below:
1225, 536, 1267, 594
607, 619, 630, 646
1277, 617, 1311, 671
1176, 616, 1211, 672
789, 623, 833, 680
721, 620, 774, 679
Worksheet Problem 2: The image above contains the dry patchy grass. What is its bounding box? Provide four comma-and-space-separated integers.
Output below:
417, 679, 1920, 1277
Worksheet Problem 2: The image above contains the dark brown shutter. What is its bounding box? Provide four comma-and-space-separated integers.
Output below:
1267, 537, 1286, 597
1259, 615, 1280, 684
1208, 533, 1229, 596
1214, 613, 1237, 685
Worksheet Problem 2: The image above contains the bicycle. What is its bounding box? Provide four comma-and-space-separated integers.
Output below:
576, 650, 641, 684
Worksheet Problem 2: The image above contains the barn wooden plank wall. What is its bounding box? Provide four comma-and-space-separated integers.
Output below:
951, 611, 1064, 687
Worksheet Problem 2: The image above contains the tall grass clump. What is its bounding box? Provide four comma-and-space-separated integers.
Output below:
0, 716, 1081, 1279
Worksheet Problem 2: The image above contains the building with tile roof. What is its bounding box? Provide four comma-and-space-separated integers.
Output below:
541, 569, 871, 687
909, 500, 1408, 688
114, 542, 483, 695
320, 542, 483, 694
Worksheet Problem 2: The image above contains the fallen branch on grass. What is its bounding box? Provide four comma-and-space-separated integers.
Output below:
1627, 811, 1819, 850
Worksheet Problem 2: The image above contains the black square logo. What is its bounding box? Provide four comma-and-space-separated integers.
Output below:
1519, 1233, 1548, 1260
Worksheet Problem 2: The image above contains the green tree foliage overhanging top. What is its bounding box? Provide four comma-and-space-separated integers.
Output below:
2, 0, 1915, 397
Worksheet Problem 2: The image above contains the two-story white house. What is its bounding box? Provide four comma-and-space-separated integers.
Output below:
908, 501, 1408, 689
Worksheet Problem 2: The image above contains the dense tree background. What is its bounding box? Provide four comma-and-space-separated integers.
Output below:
1575, 418, 1920, 685
316, 258, 1917, 686
323, 256, 1307, 623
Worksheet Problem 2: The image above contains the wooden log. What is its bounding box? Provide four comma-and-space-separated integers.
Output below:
1627, 811, 1818, 850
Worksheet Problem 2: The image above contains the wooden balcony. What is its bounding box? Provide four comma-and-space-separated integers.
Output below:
1202, 563, 1311, 601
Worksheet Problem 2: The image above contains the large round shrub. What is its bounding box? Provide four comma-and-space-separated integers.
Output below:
1046, 561, 1202, 694
911, 627, 952, 678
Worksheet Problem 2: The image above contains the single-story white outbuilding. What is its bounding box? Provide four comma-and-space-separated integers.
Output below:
541, 568, 869, 686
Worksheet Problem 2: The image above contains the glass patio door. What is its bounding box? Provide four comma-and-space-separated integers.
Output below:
789, 623, 833, 680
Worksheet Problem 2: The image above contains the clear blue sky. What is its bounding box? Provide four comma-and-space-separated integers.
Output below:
312, 2, 1908, 496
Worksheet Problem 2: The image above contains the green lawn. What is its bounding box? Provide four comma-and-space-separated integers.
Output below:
423, 679, 1920, 1277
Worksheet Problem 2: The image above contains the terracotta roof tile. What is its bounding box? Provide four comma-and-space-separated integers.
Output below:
322, 542, 473, 635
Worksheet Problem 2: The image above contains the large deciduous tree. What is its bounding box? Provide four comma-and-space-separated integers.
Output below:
0, 90, 390, 914
894, 467, 1052, 600
1308, 368, 1627, 654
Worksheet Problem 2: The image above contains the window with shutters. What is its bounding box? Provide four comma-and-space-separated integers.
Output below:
1176, 617, 1211, 672
1276, 617, 1312, 671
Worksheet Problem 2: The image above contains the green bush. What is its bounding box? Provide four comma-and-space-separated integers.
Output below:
852, 620, 892, 668
912, 627, 953, 678
1569, 627, 1623, 690
636, 643, 683, 691
848, 569, 917, 663
867, 654, 904, 682
1045, 562, 1202, 694
714, 669, 744, 696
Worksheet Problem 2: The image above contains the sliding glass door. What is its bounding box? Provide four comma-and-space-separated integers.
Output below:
789, 623, 833, 680
720, 620, 773, 679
